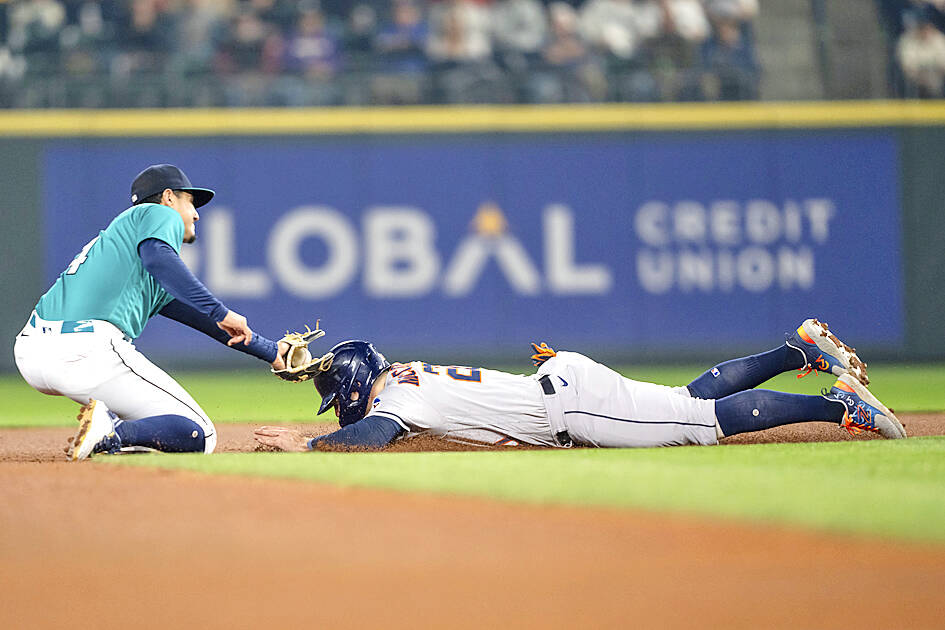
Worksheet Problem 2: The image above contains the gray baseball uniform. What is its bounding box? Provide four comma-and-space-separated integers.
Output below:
368, 352, 719, 448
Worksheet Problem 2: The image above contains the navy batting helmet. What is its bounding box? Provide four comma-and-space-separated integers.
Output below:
313, 340, 390, 427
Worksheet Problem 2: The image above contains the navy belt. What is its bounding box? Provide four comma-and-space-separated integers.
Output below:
538, 374, 573, 448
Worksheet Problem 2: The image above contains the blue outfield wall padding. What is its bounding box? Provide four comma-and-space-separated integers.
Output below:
37, 130, 906, 363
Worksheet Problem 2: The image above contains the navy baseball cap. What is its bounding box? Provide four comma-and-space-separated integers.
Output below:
130, 164, 215, 208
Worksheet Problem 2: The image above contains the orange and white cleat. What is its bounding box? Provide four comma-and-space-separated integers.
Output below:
824, 374, 906, 439
785, 318, 869, 386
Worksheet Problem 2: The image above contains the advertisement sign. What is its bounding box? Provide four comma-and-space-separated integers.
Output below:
43, 132, 903, 360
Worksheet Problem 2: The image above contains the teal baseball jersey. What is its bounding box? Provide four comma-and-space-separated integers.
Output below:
36, 203, 185, 339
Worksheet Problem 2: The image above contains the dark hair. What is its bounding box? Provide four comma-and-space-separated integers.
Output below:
140, 189, 180, 205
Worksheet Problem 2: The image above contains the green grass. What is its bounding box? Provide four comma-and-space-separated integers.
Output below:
2, 363, 942, 427
0, 370, 324, 427
5, 364, 944, 544
104, 437, 945, 543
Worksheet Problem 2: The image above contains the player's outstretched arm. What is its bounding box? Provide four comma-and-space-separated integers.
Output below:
139, 238, 254, 347
139, 238, 228, 319
216, 309, 253, 346
254, 416, 404, 452
159, 299, 281, 364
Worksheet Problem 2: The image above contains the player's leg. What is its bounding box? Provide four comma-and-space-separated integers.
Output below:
714, 374, 905, 439
714, 389, 844, 436
686, 318, 868, 400
15, 320, 215, 456
13, 323, 120, 399
686, 345, 802, 400
85, 337, 216, 454
547, 353, 721, 447
12, 332, 57, 395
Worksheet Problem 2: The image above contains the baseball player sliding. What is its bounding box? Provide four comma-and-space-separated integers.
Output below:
254, 319, 905, 451
13, 164, 291, 460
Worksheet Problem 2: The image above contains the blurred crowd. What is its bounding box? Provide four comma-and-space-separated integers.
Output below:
878, 0, 945, 98
0, 0, 761, 108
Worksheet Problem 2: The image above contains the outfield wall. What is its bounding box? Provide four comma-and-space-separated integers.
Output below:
2, 102, 943, 370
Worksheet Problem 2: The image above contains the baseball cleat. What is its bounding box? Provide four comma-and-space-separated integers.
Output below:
785, 318, 869, 386
67, 400, 121, 461
823, 374, 906, 439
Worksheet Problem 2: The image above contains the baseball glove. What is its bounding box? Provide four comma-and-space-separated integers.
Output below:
271, 323, 330, 382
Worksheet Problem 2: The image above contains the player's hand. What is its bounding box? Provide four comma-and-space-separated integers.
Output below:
254, 426, 309, 452
270, 340, 290, 371
217, 310, 253, 346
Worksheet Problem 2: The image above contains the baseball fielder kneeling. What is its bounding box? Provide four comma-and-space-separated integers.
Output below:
14, 164, 296, 460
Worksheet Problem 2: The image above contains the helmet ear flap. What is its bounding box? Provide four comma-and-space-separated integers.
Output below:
317, 391, 337, 415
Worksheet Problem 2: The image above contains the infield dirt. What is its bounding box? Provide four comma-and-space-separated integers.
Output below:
2, 415, 944, 629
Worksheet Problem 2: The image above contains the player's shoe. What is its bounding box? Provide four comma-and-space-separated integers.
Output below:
785, 318, 869, 386
67, 400, 122, 461
823, 374, 906, 439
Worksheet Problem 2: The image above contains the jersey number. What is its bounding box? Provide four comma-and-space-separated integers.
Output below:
422, 363, 482, 382
66, 236, 99, 274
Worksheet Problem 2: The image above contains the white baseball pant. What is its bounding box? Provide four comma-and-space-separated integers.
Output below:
537, 351, 720, 448
13, 312, 216, 453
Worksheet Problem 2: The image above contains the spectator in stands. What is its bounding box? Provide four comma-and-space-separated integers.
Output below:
697, 12, 759, 100
427, 0, 492, 64
7, 0, 66, 76
702, 0, 758, 66
341, 3, 379, 104
344, 3, 378, 66
703, 0, 758, 35
106, 0, 179, 105
55, 1, 114, 106
117, 0, 177, 64
217, 4, 276, 73
170, 0, 231, 78
491, 0, 548, 99
896, 6, 945, 97
646, 0, 709, 99
279, 4, 342, 105
0, 45, 27, 108
579, 0, 659, 100
216, 3, 282, 106
426, 0, 507, 103
7, 0, 66, 53
249, 0, 299, 33
530, 1, 606, 102
372, 0, 430, 104
0, 0, 772, 108
579, 0, 643, 61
